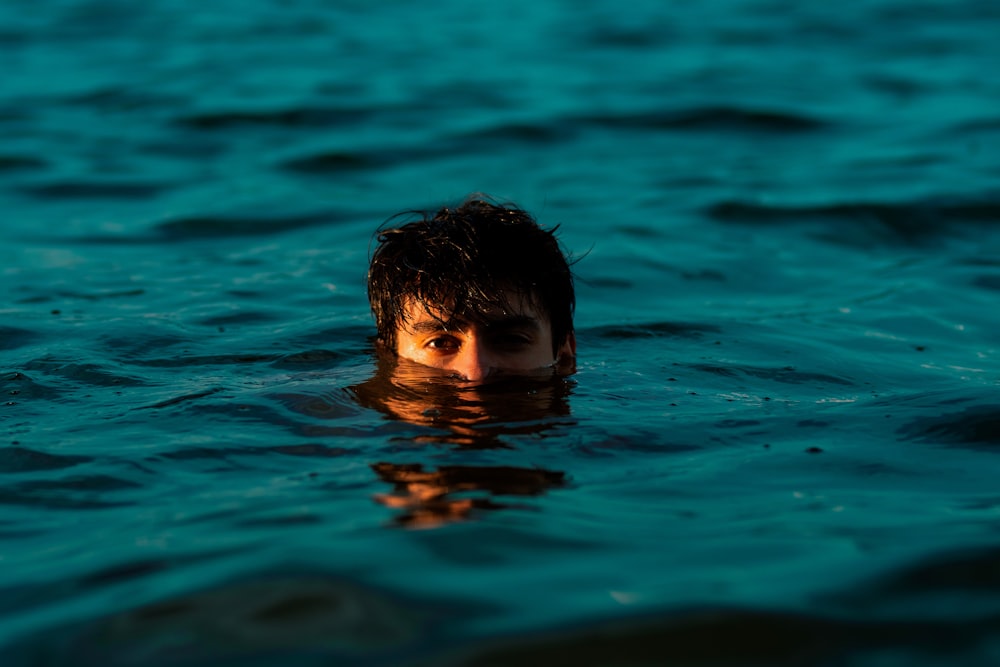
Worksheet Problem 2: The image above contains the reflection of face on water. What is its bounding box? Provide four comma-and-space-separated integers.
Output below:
371, 462, 567, 529
347, 353, 575, 528
349, 354, 575, 445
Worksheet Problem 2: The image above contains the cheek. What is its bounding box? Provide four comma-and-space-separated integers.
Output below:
395, 337, 423, 362
396, 338, 454, 369
515, 340, 558, 367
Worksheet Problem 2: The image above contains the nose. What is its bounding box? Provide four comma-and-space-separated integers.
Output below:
450, 339, 497, 383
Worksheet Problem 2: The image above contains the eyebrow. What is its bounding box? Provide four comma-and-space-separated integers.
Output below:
410, 319, 457, 334
409, 315, 542, 334
484, 315, 543, 332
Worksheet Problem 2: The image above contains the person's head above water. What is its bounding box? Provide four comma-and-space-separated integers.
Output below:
367, 194, 576, 383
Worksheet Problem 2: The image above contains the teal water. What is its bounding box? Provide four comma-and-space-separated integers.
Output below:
3, 1, 1000, 665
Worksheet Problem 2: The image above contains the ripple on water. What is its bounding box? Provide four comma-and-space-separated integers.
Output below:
575, 105, 833, 134
972, 273, 1000, 291
688, 363, 856, 387
0, 154, 48, 172
279, 150, 383, 175
152, 209, 348, 240
444, 603, 993, 667
587, 321, 721, 340
0, 474, 140, 510
15, 288, 145, 304
0, 327, 40, 351
21, 359, 150, 388
832, 544, 1000, 612
898, 404, 1000, 451
173, 105, 370, 131
0, 549, 234, 619
705, 192, 1000, 246
270, 349, 351, 371
1, 372, 65, 400
0, 446, 91, 474
4, 572, 485, 666
16, 181, 171, 200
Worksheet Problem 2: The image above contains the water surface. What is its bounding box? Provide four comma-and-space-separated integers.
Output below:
2, 1, 1000, 665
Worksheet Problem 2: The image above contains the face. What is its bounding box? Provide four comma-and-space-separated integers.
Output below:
394, 295, 575, 384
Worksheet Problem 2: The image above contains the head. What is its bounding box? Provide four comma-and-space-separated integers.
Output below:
367, 195, 576, 382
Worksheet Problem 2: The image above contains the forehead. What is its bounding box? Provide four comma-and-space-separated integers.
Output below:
398, 291, 549, 331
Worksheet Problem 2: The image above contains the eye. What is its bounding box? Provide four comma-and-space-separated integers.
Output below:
492, 333, 534, 350
425, 335, 460, 352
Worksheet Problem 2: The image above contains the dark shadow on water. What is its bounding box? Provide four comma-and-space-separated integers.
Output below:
898, 404, 1000, 451
0, 474, 140, 510
16, 180, 171, 200
0, 446, 91, 474
829, 543, 1000, 612
0, 327, 40, 351
431, 603, 1000, 667
575, 105, 832, 134
588, 320, 720, 340
1, 569, 489, 667
688, 362, 856, 387
705, 191, 1000, 246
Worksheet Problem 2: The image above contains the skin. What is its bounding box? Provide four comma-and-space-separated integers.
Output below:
394, 296, 575, 384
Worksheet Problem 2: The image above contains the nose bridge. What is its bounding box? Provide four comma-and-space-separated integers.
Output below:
455, 335, 495, 382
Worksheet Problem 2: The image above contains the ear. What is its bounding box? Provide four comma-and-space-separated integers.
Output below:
554, 332, 576, 375
556, 331, 576, 359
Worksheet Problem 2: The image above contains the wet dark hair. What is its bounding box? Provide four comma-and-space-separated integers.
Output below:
368, 195, 575, 353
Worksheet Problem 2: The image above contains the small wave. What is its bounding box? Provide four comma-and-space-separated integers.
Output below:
136, 387, 224, 410
0, 107, 29, 123
588, 321, 720, 339
841, 544, 1000, 605
130, 353, 279, 368
271, 349, 349, 370
16, 288, 145, 304
153, 209, 346, 240
65, 208, 353, 244
22, 359, 149, 388
578, 24, 675, 49
898, 404, 1000, 450
0, 474, 140, 510
174, 106, 368, 131
945, 116, 1000, 136
690, 363, 856, 387
196, 310, 280, 328
62, 86, 187, 112
973, 274, 1000, 291
267, 443, 353, 458
578, 105, 831, 133
279, 150, 381, 174
17, 180, 170, 200
447, 603, 994, 667
278, 142, 461, 174
150, 441, 350, 469
453, 121, 577, 145
0, 446, 90, 474
272, 390, 361, 421
0, 326, 39, 351
0, 154, 48, 172
1, 371, 63, 400
705, 194, 1000, 244
5, 572, 473, 665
